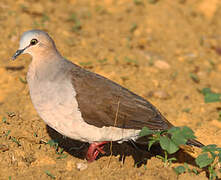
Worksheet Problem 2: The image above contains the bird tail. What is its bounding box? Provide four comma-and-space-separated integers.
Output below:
186, 138, 204, 148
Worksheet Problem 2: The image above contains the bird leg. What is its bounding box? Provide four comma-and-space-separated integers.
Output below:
86, 141, 109, 162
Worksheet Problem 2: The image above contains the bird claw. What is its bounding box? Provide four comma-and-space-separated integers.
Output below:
86, 141, 108, 162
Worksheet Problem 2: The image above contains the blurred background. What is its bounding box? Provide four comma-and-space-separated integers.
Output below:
0, 0, 221, 179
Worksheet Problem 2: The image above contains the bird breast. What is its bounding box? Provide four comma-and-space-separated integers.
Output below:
27, 68, 140, 143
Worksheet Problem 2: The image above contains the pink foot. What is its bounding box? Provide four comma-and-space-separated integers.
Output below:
86, 141, 109, 162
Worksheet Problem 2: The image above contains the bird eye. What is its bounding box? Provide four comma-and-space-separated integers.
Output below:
30, 39, 38, 45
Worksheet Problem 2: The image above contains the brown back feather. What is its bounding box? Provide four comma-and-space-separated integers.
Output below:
70, 64, 173, 130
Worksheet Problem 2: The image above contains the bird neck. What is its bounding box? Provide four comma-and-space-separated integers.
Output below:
28, 50, 66, 81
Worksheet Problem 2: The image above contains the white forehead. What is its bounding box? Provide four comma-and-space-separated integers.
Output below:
19, 30, 51, 49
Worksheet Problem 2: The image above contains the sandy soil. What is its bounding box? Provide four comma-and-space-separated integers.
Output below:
0, 0, 221, 179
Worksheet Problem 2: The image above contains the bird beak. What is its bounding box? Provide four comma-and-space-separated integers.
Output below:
11, 48, 25, 60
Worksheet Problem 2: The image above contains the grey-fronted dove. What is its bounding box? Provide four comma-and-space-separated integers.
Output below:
12, 30, 204, 162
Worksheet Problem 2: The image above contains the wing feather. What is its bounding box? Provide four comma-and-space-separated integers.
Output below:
70, 64, 173, 130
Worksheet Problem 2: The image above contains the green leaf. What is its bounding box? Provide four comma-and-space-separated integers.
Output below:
148, 139, 156, 150
47, 139, 58, 148
159, 136, 179, 154
182, 108, 191, 113
211, 152, 217, 159
2, 117, 7, 123
173, 165, 186, 175
5, 130, 11, 137
130, 23, 137, 33
98, 58, 108, 64
192, 168, 199, 175
169, 126, 195, 146
133, 0, 143, 5
156, 155, 164, 160
168, 127, 180, 134
218, 152, 221, 162
208, 166, 217, 180
180, 126, 196, 139
143, 164, 147, 170
216, 147, 221, 152
79, 61, 93, 68
168, 157, 177, 163
171, 132, 187, 146
183, 163, 191, 173
168, 126, 195, 140
201, 88, 212, 95
139, 127, 154, 137
56, 148, 64, 155
202, 144, 217, 153
11, 137, 21, 146
124, 57, 138, 65
45, 170, 55, 179
148, 0, 158, 4
19, 77, 27, 84
201, 88, 221, 103
34, 132, 38, 137
189, 73, 200, 83
195, 153, 214, 168
204, 93, 221, 103
57, 154, 68, 159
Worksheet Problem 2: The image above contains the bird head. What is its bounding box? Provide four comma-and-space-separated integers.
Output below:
12, 30, 56, 60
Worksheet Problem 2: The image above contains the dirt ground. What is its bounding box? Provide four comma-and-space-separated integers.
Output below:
0, 0, 221, 179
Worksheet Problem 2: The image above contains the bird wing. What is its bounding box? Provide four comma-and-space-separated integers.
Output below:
70, 64, 173, 130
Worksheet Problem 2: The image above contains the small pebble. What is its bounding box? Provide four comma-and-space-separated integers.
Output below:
153, 90, 169, 99
76, 162, 88, 171
147, 90, 169, 100
154, 60, 170, 70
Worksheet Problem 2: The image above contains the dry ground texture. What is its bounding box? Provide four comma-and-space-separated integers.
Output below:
0, 0, 221, 179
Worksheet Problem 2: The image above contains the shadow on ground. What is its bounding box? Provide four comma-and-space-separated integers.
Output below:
47, 125, 199, 167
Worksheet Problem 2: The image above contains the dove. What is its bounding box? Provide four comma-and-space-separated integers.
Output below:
12, 30, 204, 162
